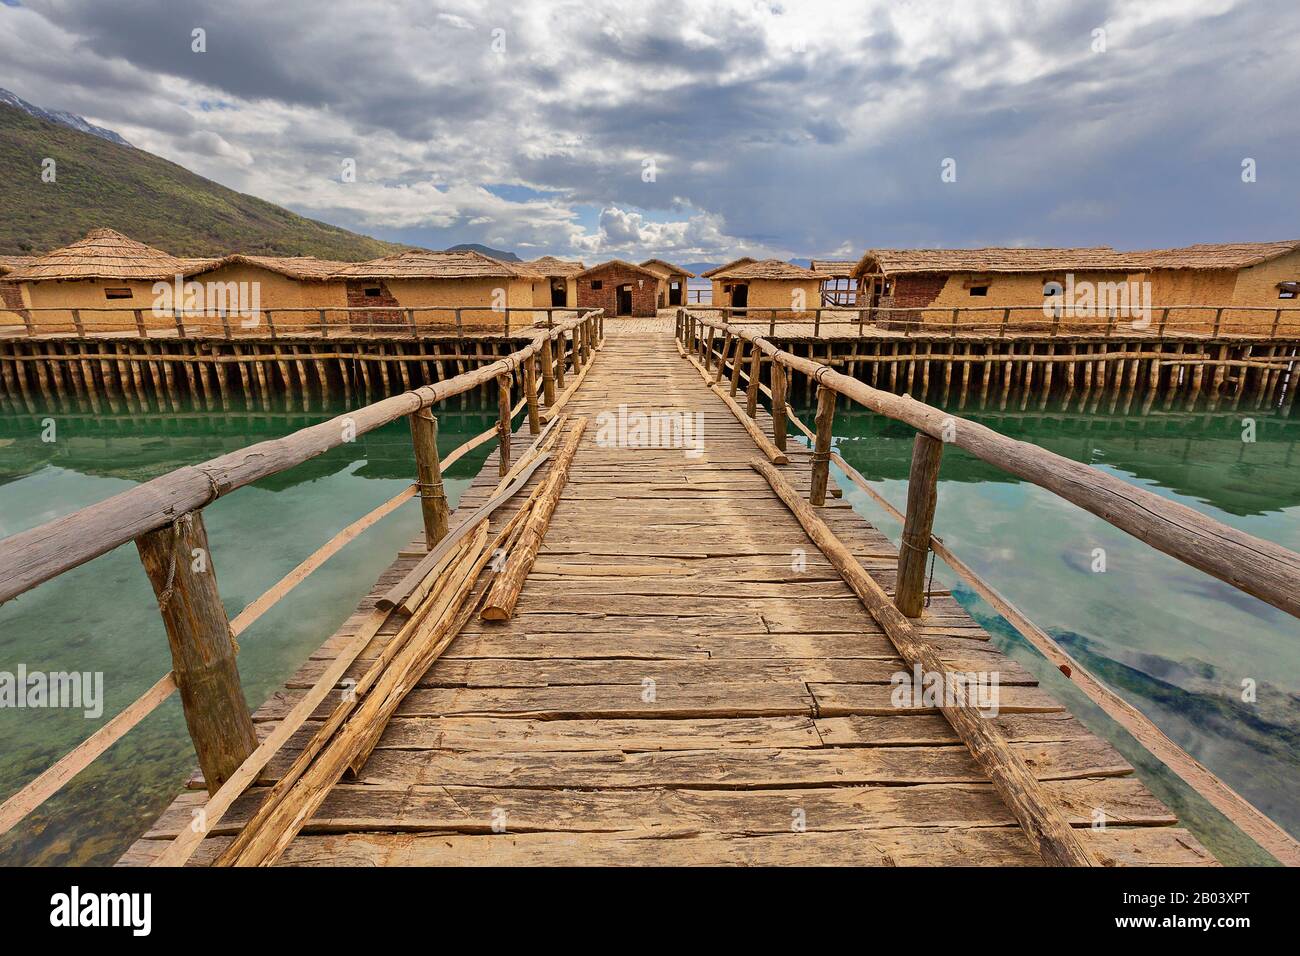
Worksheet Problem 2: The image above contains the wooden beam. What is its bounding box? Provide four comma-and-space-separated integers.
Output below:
749, 457, 1098, 867
895, 433, 944, 617
136, 512, 256, 794
409, 410, 449, 549
809, 385, 836, 506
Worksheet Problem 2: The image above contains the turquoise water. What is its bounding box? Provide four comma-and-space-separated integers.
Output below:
0, 395, 498, 866
795, 395, 1300, 865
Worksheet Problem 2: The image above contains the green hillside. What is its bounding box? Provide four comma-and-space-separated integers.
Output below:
0, 103, 407, 260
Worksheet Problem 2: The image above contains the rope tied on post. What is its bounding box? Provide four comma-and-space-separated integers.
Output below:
155, 513, 191, 611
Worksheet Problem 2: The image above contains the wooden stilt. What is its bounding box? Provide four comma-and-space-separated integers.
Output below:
810, 385, 836, 506
135, 511, 257, 794
409, 409, 449, 548
497, 372, 513, 477
896, 433, 944, 618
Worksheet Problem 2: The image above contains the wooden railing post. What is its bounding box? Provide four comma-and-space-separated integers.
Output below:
895, 433, 944, 617
409, 409, 449, 548
745, 339, 762, 418
554, 333, 566, 389
572, 328, 584, 374
714, 333, 732, 384
730, 338, 744, 397
135, 512, 256, 794
539, 336, 557, 405
809, 384, 836, 506
771, 360, 788, 452
496, 372, 513, 477
524, 353, 540, 434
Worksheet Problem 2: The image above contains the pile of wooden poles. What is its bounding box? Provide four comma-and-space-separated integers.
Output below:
150, 415, 588, 867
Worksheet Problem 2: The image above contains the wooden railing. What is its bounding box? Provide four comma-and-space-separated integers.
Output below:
686, 304, 1300, 338
678, 309, 1300, 865
0, 305, 588, 339
0, 310, 603, 838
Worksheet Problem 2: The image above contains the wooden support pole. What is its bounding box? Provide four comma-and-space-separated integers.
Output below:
771, 361, 788, 452
750, 457, 1098, 868
524, 354, 540, 434
135, 512, 256, 794
539, 336, 557, 406
730, 339, 744, 397
409, 409, 449, 549
745, 338, 762, 418
810, 384, 836, 506
497, 372, 513, 477
895, 433, 944, 617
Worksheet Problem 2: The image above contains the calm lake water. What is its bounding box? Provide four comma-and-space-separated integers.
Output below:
0, 396, 496, 866
791, 394, 1300, 865
1, 388, 1297, 866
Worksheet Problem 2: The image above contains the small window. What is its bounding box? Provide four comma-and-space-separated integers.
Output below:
1279, 282, 1298, 299
591, 280, 603, 290
364, 287, 382, 298
969, 285, 989, 297
105, 287, 133, 300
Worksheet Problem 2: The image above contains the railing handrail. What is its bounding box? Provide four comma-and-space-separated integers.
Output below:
682, 303, 1300, 314
687, 313, 1300, 620
4, 305, 589, 315
0, 311, 599, 604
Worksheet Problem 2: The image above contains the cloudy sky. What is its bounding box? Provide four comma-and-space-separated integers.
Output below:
1, 0, 1297, 261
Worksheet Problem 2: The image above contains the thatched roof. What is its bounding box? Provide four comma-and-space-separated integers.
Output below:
1131, 240, 1300, 270
853, 247, 1140, 277
575, 259, 662, 280
524, 256, 586, 278
0, 256, 36, 276
711, 259, 819, 281
701, 257, 755, 278
333, 249, 542, 280
854, 241, 1300, 277
194, 254, 350, 281
639, 258, 696, 279
10, 228, 218, 281
810, 259, 857, 277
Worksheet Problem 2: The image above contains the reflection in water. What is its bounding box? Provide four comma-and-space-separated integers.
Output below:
0, 395, 496, 866
809, 399, 1300, 864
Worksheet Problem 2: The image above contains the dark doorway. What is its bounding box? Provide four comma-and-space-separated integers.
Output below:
550, 279, 566, 307
668, 281, 683, 306
616, 284, 633, 316
731, 283, 749, 308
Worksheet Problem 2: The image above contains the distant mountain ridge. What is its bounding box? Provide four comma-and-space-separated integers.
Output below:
0, 100, 408, 259
446, 242, 521, 262
0, 87, 132, 147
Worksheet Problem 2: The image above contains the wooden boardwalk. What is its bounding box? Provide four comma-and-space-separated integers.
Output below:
120, 322, 1216, 866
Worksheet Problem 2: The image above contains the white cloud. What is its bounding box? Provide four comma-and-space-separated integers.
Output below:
1, 0, 1296, 257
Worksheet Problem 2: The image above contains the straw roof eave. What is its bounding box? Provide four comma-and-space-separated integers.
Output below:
190, 254, 351, 281
331, 249, 543, 281
852, 240, 1300, 278
9, 228, 222, 282
711, 259, 819, 281
524, 256, 586, 278
574, 259, 662, 281
639, 258, 696, 279
700, 257, 756, 278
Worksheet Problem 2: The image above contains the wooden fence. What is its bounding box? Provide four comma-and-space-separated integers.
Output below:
679, 309, 1300, 865
0, 305, 587, 339
0, 310, 603, 841
687, 304, 1300, 338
